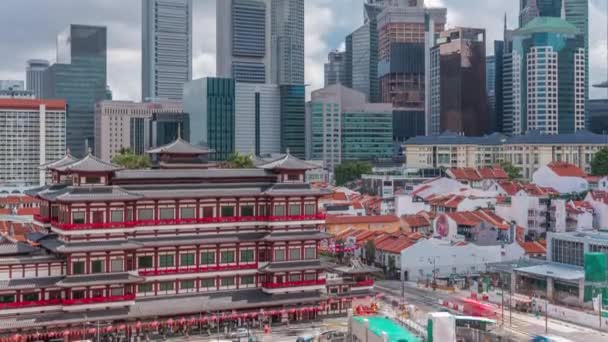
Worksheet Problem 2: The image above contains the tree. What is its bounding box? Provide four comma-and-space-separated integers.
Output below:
364, 240, 376, 266
387, 255, 396, 277
591, 147, 608, 176
334, 161, 373, 186
500, 161, 521, 181
222, 153, 254, 169
111, 148, 151, 169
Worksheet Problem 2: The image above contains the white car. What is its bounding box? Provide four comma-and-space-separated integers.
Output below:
229, 328, 249, 339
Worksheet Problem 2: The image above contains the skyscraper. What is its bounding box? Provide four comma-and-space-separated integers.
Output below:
142, 0, 192, 101
217, 0, 271, 84
493, 41, 506, 133
324, 51, 348, 87
428, 28, 488, 136
486, 56, 497, 133
271, 0, 304, 85
511, 17, 585, 135
43, 25, 107, 157
26, 60, 49, 99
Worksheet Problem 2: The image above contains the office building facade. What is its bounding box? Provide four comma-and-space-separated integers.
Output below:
493, 41, 506, 133
183, 78, 236, 160
428, 28, 488, 136
511, 17, 585, 135
217, 0, 271, 84
588, 99, 608, 135
26, 59, 49, 98
0, 99, 66, 186
142, 0, 192, 101
235, 83, 281, 156
280, 85, 306, 158
270, 0, 304, 85
324, 51, 348, 87
43, 25, 107, 157
486, 56, 497, 133
94, 100, 184, 162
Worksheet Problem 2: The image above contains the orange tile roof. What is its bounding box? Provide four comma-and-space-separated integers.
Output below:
449, 167, 482, 181
325, 215, 399, 225
0, 221, 34, 242
0, 208, 11, 215
547, 161, 587, 178
0, 99, 66, 111
518, 241, 546, 255
445, 210, 510, 230
0, 196, 39, 205
352, 201, 364, 210
16, 208, 39, 216
478, 166, 509, 180
375, 233, 419, 254
402, 215, 431, 228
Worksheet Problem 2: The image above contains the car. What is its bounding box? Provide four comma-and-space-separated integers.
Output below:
229, 328, 249, 339
296, 336, 313, 342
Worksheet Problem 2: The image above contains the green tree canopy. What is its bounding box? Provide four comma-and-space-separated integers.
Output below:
111, 148, 151, 169
222, 153, 254, 169
335, 161, 373, 186
591, 147, 608, 176
500, 161, 521, 181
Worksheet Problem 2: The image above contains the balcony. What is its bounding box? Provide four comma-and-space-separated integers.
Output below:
62, 293, 135, 306
33, 214, 51, 224
262, 279, 326, 289
352, 279, 375, 287
50, 214, 327, 231
0, 299, 62, 310
138, 263, 258, 276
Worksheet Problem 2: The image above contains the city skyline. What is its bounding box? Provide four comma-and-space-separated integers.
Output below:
0, 0, 606, 101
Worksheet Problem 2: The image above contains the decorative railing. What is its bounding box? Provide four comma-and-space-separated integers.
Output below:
353, 279, 375, 287
62, 293, 136, 306
138, 263, 258, 276
33, 214, 51, 223
261, 279, 326, 289
49, 214, 326, 231
0, 299, 62, 310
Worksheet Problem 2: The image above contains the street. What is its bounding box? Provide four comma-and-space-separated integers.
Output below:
376, 280, 608, 342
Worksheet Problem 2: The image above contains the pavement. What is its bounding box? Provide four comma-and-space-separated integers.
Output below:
375, 280, 608, 342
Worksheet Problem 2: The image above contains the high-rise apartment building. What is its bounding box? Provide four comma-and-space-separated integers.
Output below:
94, 100, 185, 162
0, 99, 66, 186
0, 80, 25, 91
428, 28, 488, 136
324, 51, 348, 87
492, 41, 506, 134
217, 0, 271, 84
142, 0, 192, 101
511, 17, 585, 135
486, 56, 497, 133
26, 59, 49, 98
271, 0, 304, 85
43, 25, 107, 157
280, 85, 306, 158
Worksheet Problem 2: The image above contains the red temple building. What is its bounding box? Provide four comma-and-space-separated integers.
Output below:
0, 139, 376, 339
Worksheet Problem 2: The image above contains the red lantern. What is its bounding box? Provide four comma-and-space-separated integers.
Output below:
189, 317, 196, 325
288, 308, 296, 314
151, 320, 159, 328
118, 324, 126, 331
88, 327, 96, 335
210, 315, 217, 322
135, 321, 142, 329
242, 313, 249, 319
199, 316, 208, 323
106, 326, 114, 333
179, 317, 186, 325
166, 318, 174, 326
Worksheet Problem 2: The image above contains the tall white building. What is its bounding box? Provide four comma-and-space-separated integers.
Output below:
142, 0, 192, 100
217, 0, 272, 84
0, 99, 66, 186
94, 100, 184, 162
235, 83, 282, 155
26, 59, 49, 98
270, 0, 304, 85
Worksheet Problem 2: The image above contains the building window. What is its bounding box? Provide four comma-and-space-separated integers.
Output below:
110, 288, 123, 296
274, 249, 285, 262
201, 251, 216, 265
289, 273, 301, 282
91, 211, 104, 223
159, 208, 175, 220
220, 277, 235, 287
110, 209, 123, 223
85, 176, 101, 184
289, 204, 301, 216
240, 250, 254, 263
159, 281, 174, 293
111, 258, 124, 272
72, 212, 85, 224
138, 283, 153, 293
201, 206, 214, 218
289, 247, 301, 260
241, 205, 254, 217
221, 206, 234, 217
274, 205, 285, 216
72, 290, 85, 300
91, 260, 104, 274
220, 250, 235, 264
180, 207, 195, 219
303, 273, 316, 281
48, 291, 62, 300
72, 261, 85, 275
241, 275, 254, 285
138, 256, 153, 269
200, 278, 215, 289
0, 294, 15, 303
304, 204, 316, 216
159, 254, 175, 268
180, 253, 195, 267
22, 293, 39, 302
180, 280, 195, 290
304, 247, 316, 260
138, 208, 154, 220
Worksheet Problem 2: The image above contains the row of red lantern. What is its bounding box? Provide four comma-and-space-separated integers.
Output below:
1, 306, 328, 342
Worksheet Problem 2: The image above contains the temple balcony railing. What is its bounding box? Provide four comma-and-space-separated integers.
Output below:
352, 279, 375, 287
138, 263, 258, 276
261, 279, 326, 289
0, 294, 135, 311
47, 214, 326, 231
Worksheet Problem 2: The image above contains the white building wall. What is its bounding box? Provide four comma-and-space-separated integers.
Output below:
532, 166, 588, 194
235, 83, 281, 155
395, 195, 429, 216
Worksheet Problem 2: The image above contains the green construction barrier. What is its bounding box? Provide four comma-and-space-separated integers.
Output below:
585, 252, 607, 283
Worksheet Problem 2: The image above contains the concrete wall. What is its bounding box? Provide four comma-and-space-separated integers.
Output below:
532, 166, 588, 194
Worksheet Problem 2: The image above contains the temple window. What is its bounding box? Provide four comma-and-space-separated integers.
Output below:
110, 209, 123, 223
180, 280, 196, 292
137, 208, 154, 220
158, 254, 175, 268
289, 203, 301, 216
241, 275, 254, 286
274, 204, 285, 216
287, 174, 300, 182
220, 250, 235, 264
138, 283, 153, 294
125, 208, 133, 221
110, 288, 124, 296
200, 278, 215, 290
201, 206, 215, 218
304, 246, 316, 260
72, 290, 85, 300
91, 289, 104, 298
274, 248, 285, 262
83, 176, 102, 184
303, 273, 316, 281
72, 261, 85, 275
180, 207, 195, 219
159, 207, 175, 220
200, 251, 216, 266
110, 258, 124, 272
0, 294, 15, 303
48, 291, 62, 300
304, 203, 316, 216
240, 205, 254, 217
221, 206, 234, 217
91, 260, 104, 273
220, 277, 235, 288
91, 210, 105, 223
289, 247, 301, 261
240, 249, 254, 263
158, 281, 174, 293
288, 273, 301, 282
138, 255, 153, 269
22, 293, 38, 302
259, 204, 268, 216
72, 211, 85, 224
180, 253, 196, 267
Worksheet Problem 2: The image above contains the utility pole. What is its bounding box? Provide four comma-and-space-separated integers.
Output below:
501, 277, 504, 326
545, 300, 548, 334
600, 293, 603, 329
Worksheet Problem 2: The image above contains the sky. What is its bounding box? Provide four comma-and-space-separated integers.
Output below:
0, 0, 606, 101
